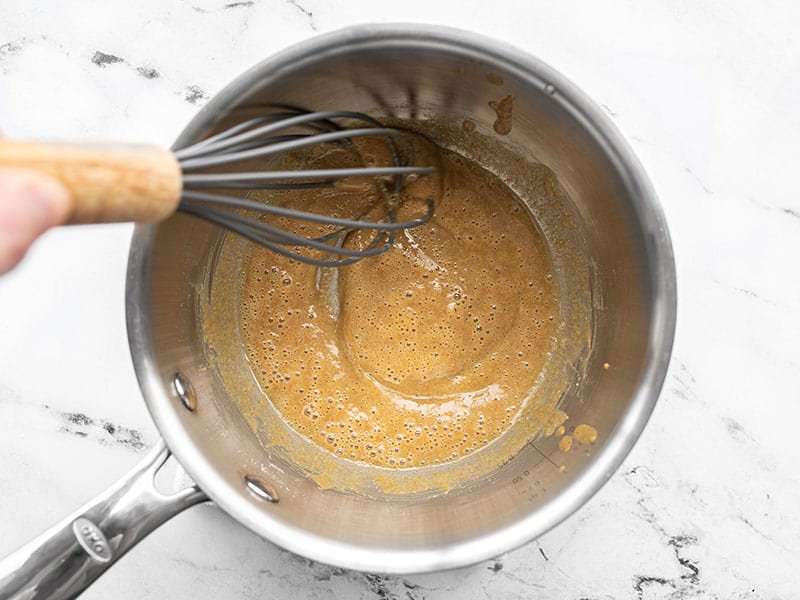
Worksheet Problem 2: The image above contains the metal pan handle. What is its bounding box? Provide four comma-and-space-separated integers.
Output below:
0, 440, 207, 599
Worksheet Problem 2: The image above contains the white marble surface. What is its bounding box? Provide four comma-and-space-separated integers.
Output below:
1, 1, 799, 598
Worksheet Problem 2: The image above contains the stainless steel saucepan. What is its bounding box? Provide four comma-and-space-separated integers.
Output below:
0, 25, 676, 599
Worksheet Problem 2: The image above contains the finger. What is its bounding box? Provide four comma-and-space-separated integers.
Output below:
0, 169, 71, 274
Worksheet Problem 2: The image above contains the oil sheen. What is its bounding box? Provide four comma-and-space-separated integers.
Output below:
238, 141, 559, 470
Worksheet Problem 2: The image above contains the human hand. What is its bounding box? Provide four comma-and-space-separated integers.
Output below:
0, 169, 70, 274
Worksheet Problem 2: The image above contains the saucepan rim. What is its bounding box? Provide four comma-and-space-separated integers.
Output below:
126, 23, 677, 573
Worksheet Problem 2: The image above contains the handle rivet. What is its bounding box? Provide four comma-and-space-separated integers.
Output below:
172, 372, 197, 412
244, 476, 279, 503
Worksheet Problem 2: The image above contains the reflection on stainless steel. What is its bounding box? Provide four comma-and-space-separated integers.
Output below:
0, 25, 676, 597
172, 371, 197, 412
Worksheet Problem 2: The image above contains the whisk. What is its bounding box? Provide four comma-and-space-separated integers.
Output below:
0, 110, 435, 267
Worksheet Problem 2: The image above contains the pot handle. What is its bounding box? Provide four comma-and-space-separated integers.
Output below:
0, 440, 208, 600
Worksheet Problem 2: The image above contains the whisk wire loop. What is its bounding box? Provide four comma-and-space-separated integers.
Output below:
176, 110, 435, 267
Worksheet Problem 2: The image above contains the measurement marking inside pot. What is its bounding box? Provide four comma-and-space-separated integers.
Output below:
527, 441, 560, 468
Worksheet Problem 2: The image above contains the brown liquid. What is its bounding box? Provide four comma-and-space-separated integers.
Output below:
238, 138, 559, 470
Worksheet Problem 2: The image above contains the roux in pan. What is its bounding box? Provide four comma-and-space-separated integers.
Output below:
237, 136, 559, 470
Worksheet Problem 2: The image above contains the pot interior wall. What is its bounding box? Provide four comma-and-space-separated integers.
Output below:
131, 32, 666, 568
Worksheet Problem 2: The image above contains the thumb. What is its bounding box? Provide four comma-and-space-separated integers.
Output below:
0, 169, 71, 275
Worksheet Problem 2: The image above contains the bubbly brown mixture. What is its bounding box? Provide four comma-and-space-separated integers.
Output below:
573, 423, 598, 444
238, 137, 559, 470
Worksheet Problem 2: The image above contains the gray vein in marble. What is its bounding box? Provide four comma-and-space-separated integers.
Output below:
286, 0, 318, 31
310, 565, 346, 581
745, 196, 800, 223
171, 555, 240, 574
137, 66, 161, 79
0, 37, 31, 74
354, 571, 431, 599
0, 390, 152, 452
666, 360, 776, 455
0, 41, 21, 56
629, 134, 654, 147
0, 40, 25, 60
184, 84, 209, 104
278, 551, 441, 600
0, 380, 21, 404
601, 103, 617, 117
622, 355, 789, 595
230, 2, 255, 38
721, 416, 753, 444
91, 50, 124, 67
710, 278, 778, 307
364, 573, 396, 599
684, 166, 713, 194
624, 464, 704, 598
89, 49, 205, 104
667, 360, 695, 402
89, 49, 163, 83
494, 568, 547, 589
668, 535, 700, 584
188, 1, 255, 13
736, 514, 789, 554
54, 408, 148, 451
729, 285, 760, 300
633, 575, 672, 598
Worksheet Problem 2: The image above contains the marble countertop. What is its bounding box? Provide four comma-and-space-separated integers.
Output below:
1, 1, 798, 598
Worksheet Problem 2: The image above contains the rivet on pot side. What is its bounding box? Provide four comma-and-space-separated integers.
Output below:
244, 476, 279, 503
172, 372, 197, 412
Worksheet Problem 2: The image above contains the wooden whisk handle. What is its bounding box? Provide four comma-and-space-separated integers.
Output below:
0, 140, 182, 224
